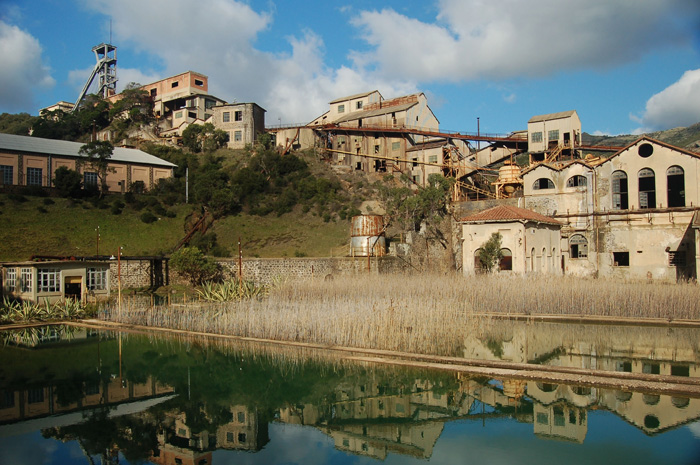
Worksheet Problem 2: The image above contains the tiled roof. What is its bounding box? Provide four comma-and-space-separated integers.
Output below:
0, 133, 176, 167
460, 205, 561, 225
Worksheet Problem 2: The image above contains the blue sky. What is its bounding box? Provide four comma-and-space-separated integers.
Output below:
1, 0, 700, 136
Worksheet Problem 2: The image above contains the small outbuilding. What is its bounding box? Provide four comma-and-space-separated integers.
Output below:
1, 260, 110, 304
461, 205, 562, 275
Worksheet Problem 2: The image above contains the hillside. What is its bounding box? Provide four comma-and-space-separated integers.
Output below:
582, 122, 700, 152
0, 193, 351, 261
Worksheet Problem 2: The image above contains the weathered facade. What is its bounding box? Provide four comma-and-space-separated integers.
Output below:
0, 133, 175, 193
460, 205, 562, 275
527, 110, 582, 156
521, 137, 700, 281
207, 102, 266, 149
1, 260, 110, 303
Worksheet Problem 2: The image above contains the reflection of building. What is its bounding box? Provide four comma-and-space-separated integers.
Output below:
216, 405, 269, 451
0, 376, 173, 425
463, 319, 700, 439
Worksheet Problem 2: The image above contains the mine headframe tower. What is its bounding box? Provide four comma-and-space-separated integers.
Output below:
72, 43, 117, 112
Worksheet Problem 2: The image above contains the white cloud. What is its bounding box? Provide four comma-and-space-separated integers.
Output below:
634, 68, 700, 131
350, 0, 700, 81
78, 0, 415, 123
0, 20, 54, 111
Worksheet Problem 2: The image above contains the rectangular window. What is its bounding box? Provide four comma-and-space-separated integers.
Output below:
356, 101, 363, 110
412, 158, 418, 167
337, 104, 345, 113
548, 129, 559, 141
27, 388, 44, 404
175, 111, 183, 119
5, 269, 16, 291
222, 111, 230, 122
27, 167, 42, 186
391, 141, 400, 151
234, 111, 243, 121
87, 268, 107, 291
84, 172, 98, 189
1, 165, 13, 185
226, 432, 234, 442
234, 131, 242, 142
171, 81, 179, 88
429, 155, 438, 164
531, 132, 543, 143
536, 412, 549, 425
237, 411, 245, 423
194, 79, 204, 86
613, 252, 629, 267
20, 268, 32, 292
37, 268, 60, 293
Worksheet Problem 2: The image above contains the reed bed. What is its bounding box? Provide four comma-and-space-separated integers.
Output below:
103, 274, 700, 357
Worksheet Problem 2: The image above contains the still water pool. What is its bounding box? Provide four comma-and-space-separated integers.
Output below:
0, 323, 698, 464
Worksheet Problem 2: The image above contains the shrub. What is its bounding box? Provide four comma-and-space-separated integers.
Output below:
43, 198, 55, 205
140, 212, 157, 223
111, 205, 123, 215
170, 246, 220, 285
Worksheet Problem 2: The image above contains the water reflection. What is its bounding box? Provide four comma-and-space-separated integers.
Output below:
0, 323, 698, 464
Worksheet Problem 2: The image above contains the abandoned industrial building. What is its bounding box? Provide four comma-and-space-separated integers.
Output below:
0, 132, 175, 192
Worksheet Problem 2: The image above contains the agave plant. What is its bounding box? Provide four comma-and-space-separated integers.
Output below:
197, 279, 268, 302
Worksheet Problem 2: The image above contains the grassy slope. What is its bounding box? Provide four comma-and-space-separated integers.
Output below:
0, 194, 350, 261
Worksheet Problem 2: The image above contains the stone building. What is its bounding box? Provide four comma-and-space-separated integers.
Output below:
206, 102, 266, 149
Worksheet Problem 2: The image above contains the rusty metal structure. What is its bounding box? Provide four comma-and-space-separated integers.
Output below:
350, 215, 386, 257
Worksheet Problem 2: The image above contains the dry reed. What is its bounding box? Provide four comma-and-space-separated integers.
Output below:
103, 274, 700, 357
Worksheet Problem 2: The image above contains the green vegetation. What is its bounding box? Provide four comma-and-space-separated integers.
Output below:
478, 232, 504, 272
170, 246, 220, 285
1, 297, 89, 324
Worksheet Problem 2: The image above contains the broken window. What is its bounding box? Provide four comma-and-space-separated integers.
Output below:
638, 142, 654, 158
638, 168, 656, 209
532, 178, 554, 190
171, 81, 179, 88
355, 162, 362, 170
612, 170, 628, 209
356, 101, 363, 110
375, 145, 380, 154
188, 111, 196, 119
566, 175, 586, 187
474, 249, 486, 273
429, 155, 438, 164
570, 234, 588, 259
150, 88, 157, 97
234, 111, 243, 121
499, 249, 512, 271
613, 252, 629, 267
667, 165, 685, 207
669, 250, 686, 267
194, 79, 204, 86
234, 131, 242, 142
412, 157, 418, 167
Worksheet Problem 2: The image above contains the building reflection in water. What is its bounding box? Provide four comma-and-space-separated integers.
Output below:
0, 322, 698, 463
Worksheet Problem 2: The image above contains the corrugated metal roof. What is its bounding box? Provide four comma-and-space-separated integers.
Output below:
329, 90, 379, 104
528, 110, 577, 123
0, 133, 176, 167
334, 102, 417, 124
460, 205, 561, 225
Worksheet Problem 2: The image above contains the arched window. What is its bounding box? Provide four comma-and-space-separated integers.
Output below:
667, 165, 685, 207
499, 249, 512, 271
570, 234, 588, 259
530, 248, 535, 272
612, 171, 628, 209
474, 249, 485, 273
533, 178, 555, 190
542, 247, 547, 271
638, 168, 656, 209
566, 175, 587, 187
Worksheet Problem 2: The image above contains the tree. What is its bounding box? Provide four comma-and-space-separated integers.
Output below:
170, 246, 220, 285
478, 232, 504, 273
52, 167, 83, 198
78, 141, 115, 196
182, 123, 229, 153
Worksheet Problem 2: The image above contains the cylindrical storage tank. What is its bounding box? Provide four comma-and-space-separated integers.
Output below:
351, 214, 384, 236
350, 215, 386, 256
497, 162, 521, 183
350, 235, 387, 257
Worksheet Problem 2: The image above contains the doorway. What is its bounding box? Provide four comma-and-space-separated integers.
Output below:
64, 276, 82, 300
